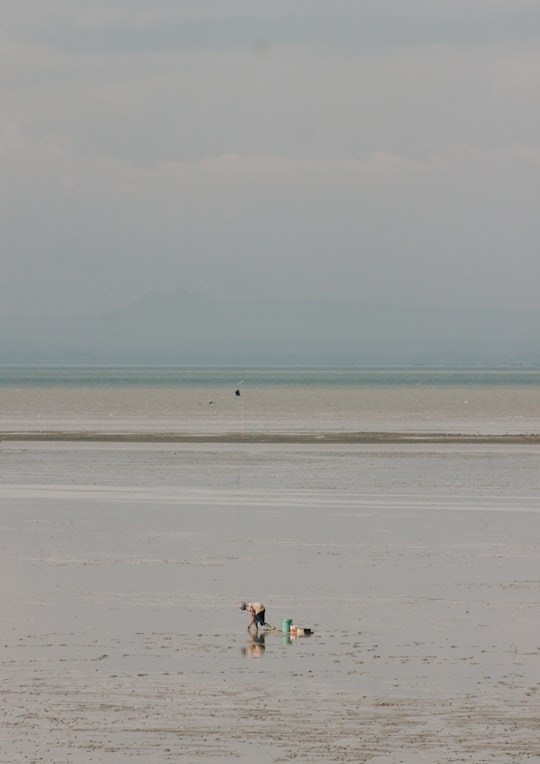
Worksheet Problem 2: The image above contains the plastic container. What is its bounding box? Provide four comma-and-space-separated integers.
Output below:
281, 618, 292, 633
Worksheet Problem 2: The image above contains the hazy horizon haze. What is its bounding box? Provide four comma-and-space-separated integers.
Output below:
2, 1, 540, 346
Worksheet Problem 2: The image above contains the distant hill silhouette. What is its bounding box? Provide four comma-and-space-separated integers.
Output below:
2, 291, 539, 366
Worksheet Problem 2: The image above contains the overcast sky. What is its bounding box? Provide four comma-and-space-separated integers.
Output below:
2, 0, 540, 317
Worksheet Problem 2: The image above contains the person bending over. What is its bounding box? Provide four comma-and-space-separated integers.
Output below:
238, 601, 267, 631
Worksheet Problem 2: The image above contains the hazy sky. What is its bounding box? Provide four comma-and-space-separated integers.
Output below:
2, 0, 540, 317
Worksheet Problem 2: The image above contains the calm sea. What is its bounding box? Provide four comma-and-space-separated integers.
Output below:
0, 366, 539, 435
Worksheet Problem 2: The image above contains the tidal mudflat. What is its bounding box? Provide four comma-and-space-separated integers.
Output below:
1, 441, 539, 762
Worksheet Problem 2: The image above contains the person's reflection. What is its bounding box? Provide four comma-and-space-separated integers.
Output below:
241, 631, 266, 658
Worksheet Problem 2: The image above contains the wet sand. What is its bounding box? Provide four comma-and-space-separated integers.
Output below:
1, 442, 539, 762
2, 430, 540, 444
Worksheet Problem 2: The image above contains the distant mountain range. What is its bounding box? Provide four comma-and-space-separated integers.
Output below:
2, 291, 539, 366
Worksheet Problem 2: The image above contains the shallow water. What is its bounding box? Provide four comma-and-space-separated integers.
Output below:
1, 366, 540, 434
1, 367, 539, 761
1, 439, 539, 762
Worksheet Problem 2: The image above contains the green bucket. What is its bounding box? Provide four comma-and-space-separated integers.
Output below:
281, 618, 292, 633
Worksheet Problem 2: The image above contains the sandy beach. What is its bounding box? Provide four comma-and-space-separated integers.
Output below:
1, 440, 539, 762
2, 430, 540, 444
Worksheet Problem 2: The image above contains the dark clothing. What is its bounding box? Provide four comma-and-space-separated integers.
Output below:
254, 610, 266, 627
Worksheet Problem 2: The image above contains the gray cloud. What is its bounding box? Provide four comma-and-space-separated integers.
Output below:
1, 1, 540, 321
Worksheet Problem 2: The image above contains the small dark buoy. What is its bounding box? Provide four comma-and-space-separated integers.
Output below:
235, 389, 241, 396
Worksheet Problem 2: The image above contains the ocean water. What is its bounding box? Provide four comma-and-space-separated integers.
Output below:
0, 366, 539, 435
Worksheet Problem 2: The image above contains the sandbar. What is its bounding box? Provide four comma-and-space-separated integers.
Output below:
1, 429, 540, 444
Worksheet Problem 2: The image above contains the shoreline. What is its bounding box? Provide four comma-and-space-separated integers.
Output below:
1, 430, 539, 444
